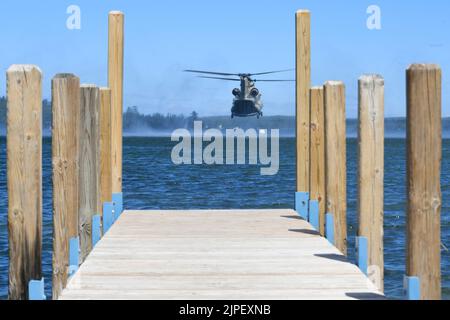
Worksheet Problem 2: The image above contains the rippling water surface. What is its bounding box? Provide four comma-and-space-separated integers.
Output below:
0, 137, 449, 299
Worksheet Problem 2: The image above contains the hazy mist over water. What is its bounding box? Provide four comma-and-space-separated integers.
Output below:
92, 117, 450, 139
1, 125, 405, 138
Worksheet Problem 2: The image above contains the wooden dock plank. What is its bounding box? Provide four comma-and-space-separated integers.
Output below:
59, 289, 385, 301
60, 210, 383, 300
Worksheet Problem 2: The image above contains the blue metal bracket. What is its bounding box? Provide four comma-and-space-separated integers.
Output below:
103, 202, 114, 234
295, 192, 309, 220
28, 278, 46, 300
92, 215, 102, 247
68, 237, 79, 278
404, 276, 420, 300
325, 213, 335, 245
309, 200, 319, 230
356, 236, 368, 275
112, 192, 123, 220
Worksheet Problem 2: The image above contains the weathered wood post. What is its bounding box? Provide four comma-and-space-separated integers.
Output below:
405, 64, 442, 300
7, 65, 43, 300
295, 10, 311, 220
109, 11, 125, 217
100, 87, 112, 208
79, 85, 101, 262
52, 73, 81, 300
324, 81, 347, 255
96, 87, 113, 245
309, 86, 326, 235
357, 75, 384, 292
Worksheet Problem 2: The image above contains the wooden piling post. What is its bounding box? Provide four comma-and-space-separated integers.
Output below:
309, 86, 326, 235
108, 11, 124, 195
52, 73, 80, 299
100, 88, 112, 206
406, 64, 442, 300
295, 10, 311, 219
358, 75, 384, 291
7, 65, 43, 300
79, 85, 100, 262
96, 87, 113, 245
324, 81, 347, 255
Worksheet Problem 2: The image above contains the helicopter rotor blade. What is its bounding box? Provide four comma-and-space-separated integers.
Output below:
184, 69, 240, 77
254, 79, 295, 82
197, 76, 241, 81
249, 69, 295, 76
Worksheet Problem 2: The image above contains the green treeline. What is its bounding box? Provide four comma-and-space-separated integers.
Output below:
0, 98, 199, 132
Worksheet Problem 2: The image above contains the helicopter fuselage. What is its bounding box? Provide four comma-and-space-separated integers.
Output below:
184, 68, 294, 118
232, 76, 263, 118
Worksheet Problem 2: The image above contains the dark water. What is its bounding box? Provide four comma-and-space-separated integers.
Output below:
0, 137, 449, 300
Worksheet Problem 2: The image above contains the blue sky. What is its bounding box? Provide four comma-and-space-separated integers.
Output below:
0, 0, 449, 117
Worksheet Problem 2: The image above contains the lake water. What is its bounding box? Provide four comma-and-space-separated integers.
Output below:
0, 137, 449, 300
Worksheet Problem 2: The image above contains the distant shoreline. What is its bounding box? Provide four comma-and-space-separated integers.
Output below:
2, 115, 450, 138
1, 97, 450, 136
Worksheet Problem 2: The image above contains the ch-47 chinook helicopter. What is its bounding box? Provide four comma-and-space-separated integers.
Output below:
184, 69, 294, 118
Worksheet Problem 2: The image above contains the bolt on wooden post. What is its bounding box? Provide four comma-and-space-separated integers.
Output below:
109, 11, 124, 195
309, 86, 326, 235
295, 10, 311, 218
79, 85, 101, 263
7, 65, 43, 300
324, 81, 347, 255
52, 73, 81, 299
358, 75, 384, 291
406, 64, 442, 300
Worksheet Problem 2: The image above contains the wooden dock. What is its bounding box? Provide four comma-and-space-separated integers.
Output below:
59, 210, 383, 300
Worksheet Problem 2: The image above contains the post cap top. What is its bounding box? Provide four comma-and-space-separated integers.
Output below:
109, 10, 124, 15
407, 63, 441, 71
7, 64, 42, 74
359, 74, 384, 85
324, 80, 345, 87
53, 73, 78, 79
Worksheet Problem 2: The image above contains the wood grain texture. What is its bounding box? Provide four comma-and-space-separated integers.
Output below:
406, 64, 442, 300
7, 65, 42, 300
324, 81, 347, 255
358, 75, 384, 291
52, 73, 81, 300
59, 210, 383, 300
79, 85, 100, 263
100, 88, 112, 206
310, 86, 326, 236
295, 10, 311, 192
108, 11, 124, 193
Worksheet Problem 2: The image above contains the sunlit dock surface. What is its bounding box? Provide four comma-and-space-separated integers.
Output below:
59, 210, 384, 300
